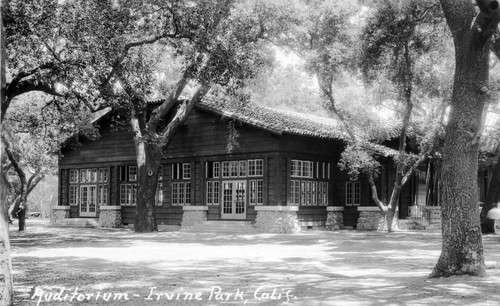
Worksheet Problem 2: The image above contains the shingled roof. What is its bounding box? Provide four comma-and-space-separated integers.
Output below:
196, 98, 398, 157
197, 98, 351, 141
101, 97, 398, 157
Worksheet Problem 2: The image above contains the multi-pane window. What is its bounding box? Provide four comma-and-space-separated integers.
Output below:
248, 159, 263, 177
249, 180, 263, 205
98, 185, 108, 205
290, 180, 301, 205
206, 181, 220, 205
291, 160, 313, 178
172, 182, 191, 205
69, 185, 79, 205
239, 161, 247, 177
120, 166, 137, 205
69, 170, 79, 183
290, 180, 328, 206
98, 168, 108, 182
120, 183, 137, 206
69, 167, 108, 206
291, 160, 330, 179
346, 181, 361, 206
211, 159, 262, 178
172, 163, 191, 180
172, 163, 191, 205
222, 161, 230, 178
156, 165, 164, 206
156, 183, 163, 206
129, 166, 137, 181
289, 159, 329, 206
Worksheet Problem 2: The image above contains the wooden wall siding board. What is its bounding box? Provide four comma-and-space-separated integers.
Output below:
343, 206, 359, 227
279, 135, 345, 158
195, 162, 201, 205
165, 164, 172, 206
70, 206, 78, 218
208, 206, 221, 221
60, 124, 136, 166
297, 207, 327, 222
266, 157, 274, 206
164, 109, 280, 159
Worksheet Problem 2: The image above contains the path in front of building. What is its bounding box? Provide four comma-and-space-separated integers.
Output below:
9, 220, 500, 306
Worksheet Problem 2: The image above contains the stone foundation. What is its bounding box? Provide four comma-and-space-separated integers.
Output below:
254, 206, 300, 233
357, 207, 398, 231
50, 206, 70, 223
426, 207, 441, 228
326, 207, 344, 231
98, 206, 122, 228
181, 206, 208, 227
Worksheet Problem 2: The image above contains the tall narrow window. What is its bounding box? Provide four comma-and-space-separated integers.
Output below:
119, 166, 138, 205
171, 163, 191, 205
156, 183, 163, 206
70, 170, 79, 183
213, 162, 220, 178
129, 166, 137, 181
156, 165, 164, 206
207, 181, 220, 205
290, 180, 300, 205
222, 161, 230, 178
346, 181, 360, 206
69, 185, 79, 205
239, 161, 247, 177
230, 161, 239, 177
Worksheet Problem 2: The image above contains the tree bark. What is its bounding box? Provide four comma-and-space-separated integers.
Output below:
131, 116, 161, 232
0, 3, 14, 303
481, 153, 500, 233
431, 0, 499, 277
8, 173, 42, 221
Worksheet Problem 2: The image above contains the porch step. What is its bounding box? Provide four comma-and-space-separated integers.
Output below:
51, 218, 100, 228
181, 221, 257, 234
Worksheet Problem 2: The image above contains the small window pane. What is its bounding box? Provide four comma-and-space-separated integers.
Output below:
239, 161, 247, 177
183, 163, 191, 180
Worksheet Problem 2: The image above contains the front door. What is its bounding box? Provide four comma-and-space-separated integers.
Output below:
80, 185, 97, 217
221, 181, 246, 220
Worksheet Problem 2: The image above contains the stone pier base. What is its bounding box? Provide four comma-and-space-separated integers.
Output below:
326, 207, 344, 231
99, 206, 122, 228
50, 206, 70, 223
254, 206, 300, 233
357, 207, 399, 231
181, 206, 208, 227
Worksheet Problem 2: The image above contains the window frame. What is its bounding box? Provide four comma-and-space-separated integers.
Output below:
345, 181, 360, 206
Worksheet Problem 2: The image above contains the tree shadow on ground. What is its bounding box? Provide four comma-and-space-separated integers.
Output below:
10, 220, 500, 305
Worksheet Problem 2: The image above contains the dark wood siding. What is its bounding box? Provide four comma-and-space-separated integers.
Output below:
58, 107, 357, 226
60, 123, 136, 166
121, 206, 135, 224
164, 109, 280, 159
298, 207, 327, 226
343, 206, 359, 227
69, 205, 78, 218
156, 207, 183, 225
266, 156, 276, 206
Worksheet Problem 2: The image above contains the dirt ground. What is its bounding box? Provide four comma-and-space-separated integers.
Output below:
8, 220, 500, 306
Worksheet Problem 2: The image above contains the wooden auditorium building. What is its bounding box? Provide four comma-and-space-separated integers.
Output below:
52, 98, 421, 232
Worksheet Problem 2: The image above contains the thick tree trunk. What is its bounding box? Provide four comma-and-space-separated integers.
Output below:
131, 117, 161, 233
385, 185, 403, 232
0, 170, 13, 306
481, 153, 500, 233
8, 173, 42, 221
431, 25, 488, 277
1, 7, 14, 304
